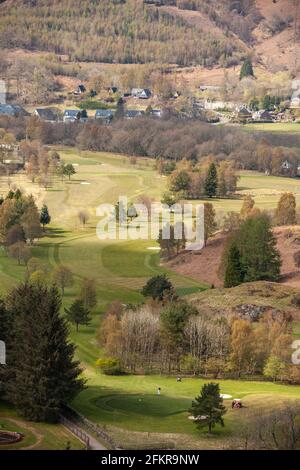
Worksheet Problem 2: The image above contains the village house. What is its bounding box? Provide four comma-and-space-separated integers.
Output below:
0, 104, 29, 117
125, 109, 145, 119
150, 108, 163, 118
34, 108, 59, 122
131, 88, 151, 99
252, 109, 273, 122
94, 109, 116, 123
235, 107, 252, 123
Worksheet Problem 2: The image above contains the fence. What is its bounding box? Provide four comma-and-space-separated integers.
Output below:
60, 415, 91, 449
61, 405, 117, 449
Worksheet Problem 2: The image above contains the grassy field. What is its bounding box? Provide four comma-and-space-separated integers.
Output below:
0, 402, 84, 450
244, 122, 300, 133
71, 371, 300, 449
2, 149, 300, 449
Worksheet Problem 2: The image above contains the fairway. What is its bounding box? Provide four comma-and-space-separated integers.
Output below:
71, 371, 300, 448
2, 149, 300, 449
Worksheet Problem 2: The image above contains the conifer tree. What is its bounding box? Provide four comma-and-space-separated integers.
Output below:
204, 163, 218, 198
224, 243, 244, 288
65, 299, 91, 332
40, 204, 51, 231
189, 383, 226, 434
5, 284, 84, 422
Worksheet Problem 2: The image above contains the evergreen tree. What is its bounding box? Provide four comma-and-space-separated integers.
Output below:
65, 299, 91, 332
240, 58, 254, 80
224, 243, 244, 288
160, 301, 197, 368
5, 284, 84, 422
189, 383, 226, 434
115, 98, 125, 120
40, 204, 51, 231
204, 163, 218, 198
226, 213, 281, 283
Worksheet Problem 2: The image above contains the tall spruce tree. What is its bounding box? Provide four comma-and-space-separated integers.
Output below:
224, 243, 244, 288
65, 299, 91, 332
204, 163, 218, 198
189, 383, 226, 434
5, 284, 85, 422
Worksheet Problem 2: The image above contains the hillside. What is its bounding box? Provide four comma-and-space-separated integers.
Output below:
168, 226, 300, 290
0, 0, 243, 67
188, 280, 300, 320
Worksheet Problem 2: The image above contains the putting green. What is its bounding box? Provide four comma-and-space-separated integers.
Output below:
95, 394, 189, 417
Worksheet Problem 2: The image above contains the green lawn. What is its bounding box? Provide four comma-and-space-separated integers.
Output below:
0, 402, 84, 450
2, 149, 300, 449
71, 371, 300, 448
244, 122, 300, 133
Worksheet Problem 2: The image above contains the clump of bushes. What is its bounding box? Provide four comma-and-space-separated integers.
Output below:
95, 357, 123, 375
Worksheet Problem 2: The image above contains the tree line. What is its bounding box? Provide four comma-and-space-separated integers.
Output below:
97, 278, 299, 384
2, 116, 299, 179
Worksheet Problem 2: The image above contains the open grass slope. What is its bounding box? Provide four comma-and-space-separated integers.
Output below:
0, 402, 84, 450
2, 150, 300, 449
71, 370, 300, 449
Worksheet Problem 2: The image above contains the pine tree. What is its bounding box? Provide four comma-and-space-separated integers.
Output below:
65, 299, 91, 332
224, 243, 244, 288
40, 204, 51, 231
240, 58, 254, 80
204, 163, 218, 198
5, 284, 85, 422
189, 383, 226, 434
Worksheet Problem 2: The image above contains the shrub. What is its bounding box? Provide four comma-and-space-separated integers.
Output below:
95, 357, 123, 375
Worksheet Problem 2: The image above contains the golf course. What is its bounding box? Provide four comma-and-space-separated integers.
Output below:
1, 148, 300, 449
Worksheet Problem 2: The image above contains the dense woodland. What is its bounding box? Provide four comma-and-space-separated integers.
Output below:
1, 115, 299, 178
0, 0, 243, 66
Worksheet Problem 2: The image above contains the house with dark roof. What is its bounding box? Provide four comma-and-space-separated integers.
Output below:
150, 109, 163, 118
63, 109, 88, 123
34, 108, 58, 122
125, 109, 145, 119
0, 104, 29, 117
94, 109, 116, 123
63, 109, 80, 122
252, 109, 273, 122
131, 88, 151, 99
